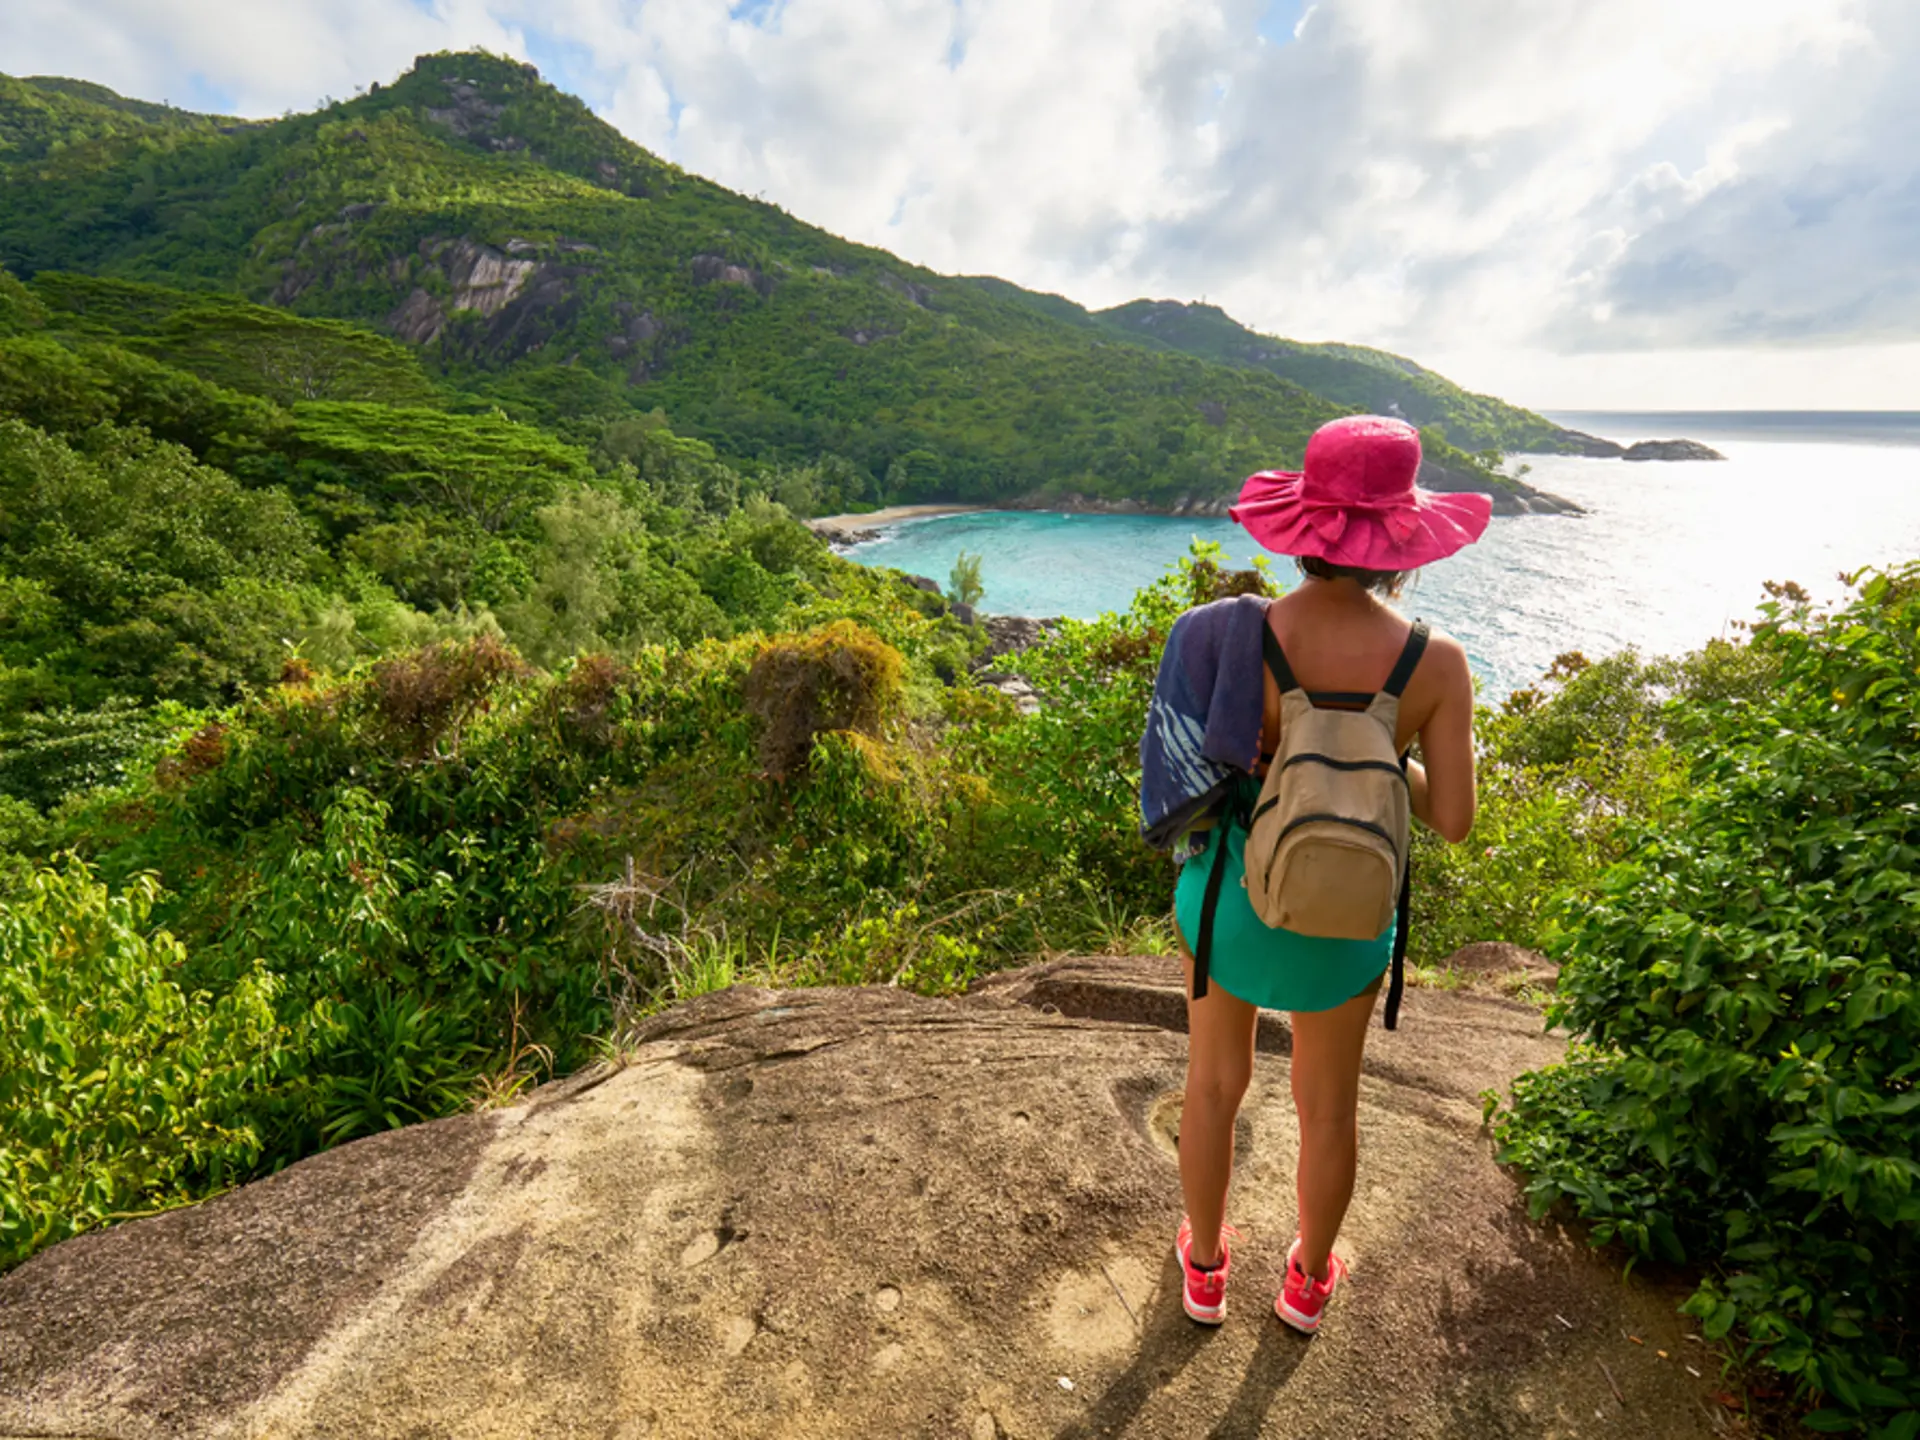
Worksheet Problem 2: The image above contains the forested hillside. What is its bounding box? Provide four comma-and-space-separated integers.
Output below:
0, 255, 869, 810
0, 53, 1565, 506
0, 73, 237, 165
1096, 299, 1584, 454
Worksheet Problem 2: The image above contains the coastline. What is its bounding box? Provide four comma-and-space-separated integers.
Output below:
815, 421, 1920, 700
806, 504, 988, 545
807, 465, 1580, 544
801, 435, 1749, 537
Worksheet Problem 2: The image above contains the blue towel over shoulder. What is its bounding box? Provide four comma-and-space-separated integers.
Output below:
1138, 594, 1273, 852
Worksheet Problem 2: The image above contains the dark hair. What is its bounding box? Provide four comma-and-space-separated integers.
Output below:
1297, 554, 1411, 598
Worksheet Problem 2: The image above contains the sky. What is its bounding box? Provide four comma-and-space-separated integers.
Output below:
6, 0, 1919, 410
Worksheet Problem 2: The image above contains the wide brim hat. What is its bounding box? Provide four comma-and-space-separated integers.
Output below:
1230, 415, 1492, 571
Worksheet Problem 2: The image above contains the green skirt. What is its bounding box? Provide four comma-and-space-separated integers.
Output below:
1173, 790, 1393, 1013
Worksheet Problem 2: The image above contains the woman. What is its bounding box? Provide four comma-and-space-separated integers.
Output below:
1164, 415, 1487, 1332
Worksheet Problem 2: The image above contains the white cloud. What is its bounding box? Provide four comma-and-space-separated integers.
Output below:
1, 0, 524, 114
4, 0, 1917, 405
1420, 342, 1920, 413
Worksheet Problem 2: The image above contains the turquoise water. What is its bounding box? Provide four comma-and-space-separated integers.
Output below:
844, 413, 1920, 699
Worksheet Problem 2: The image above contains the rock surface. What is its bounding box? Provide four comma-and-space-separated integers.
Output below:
384, 237, 541, 345
0, 957, 1727, 1439
974, 616, 1061, 712
1445, 941, 1560, 992
806, 520, 883, 548
977, 614, 1061, 665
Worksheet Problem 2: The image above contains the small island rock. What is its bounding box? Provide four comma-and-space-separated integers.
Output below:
1538, 430, 1726, 462
1621, 438, 1727, 462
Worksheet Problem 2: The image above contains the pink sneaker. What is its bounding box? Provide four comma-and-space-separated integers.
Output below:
1276, 1237, 1347, 1333
1175, 1216, 1237, 1324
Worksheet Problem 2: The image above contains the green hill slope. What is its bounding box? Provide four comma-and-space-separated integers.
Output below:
1096, 299, 1584, 454
0, 74, 237, 168
0, 53, 1546, 504
30, 271, 444, 406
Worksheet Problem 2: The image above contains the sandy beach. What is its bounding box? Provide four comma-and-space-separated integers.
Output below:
805, 503, 986, 542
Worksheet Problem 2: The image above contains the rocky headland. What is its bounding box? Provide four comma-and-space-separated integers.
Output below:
0, 954, 1729, 1440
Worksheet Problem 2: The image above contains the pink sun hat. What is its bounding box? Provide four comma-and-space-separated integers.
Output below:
1230, 415, 1492, 571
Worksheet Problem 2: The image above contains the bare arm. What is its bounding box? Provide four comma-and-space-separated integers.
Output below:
1409, 637, 1477, 843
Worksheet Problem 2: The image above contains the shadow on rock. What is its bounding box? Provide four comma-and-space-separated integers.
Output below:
1058, 1249, 1214, 1439
1207, 1318, 1312, 1439
1060, 1250, 1310, 1440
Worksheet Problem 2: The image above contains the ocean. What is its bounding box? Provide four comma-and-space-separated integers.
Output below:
842, 412, 1920, 699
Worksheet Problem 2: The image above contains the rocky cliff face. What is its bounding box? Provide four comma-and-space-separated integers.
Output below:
385, 238, 539, 345
0, 956, 1727, 1440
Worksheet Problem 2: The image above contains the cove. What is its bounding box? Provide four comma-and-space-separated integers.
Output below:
845, 415, 1920, 700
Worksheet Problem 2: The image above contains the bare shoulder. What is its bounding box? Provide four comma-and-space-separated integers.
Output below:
1404, 624, 1473, 733
1418, 626, 1472, 686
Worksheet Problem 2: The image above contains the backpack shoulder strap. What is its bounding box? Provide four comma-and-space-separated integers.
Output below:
1380, 620, 1430, 698
1384, 846, 1412, 1030
1262, 624, 1301, 694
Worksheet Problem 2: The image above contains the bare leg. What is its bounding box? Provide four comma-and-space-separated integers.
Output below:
1179, 948, 1259, 1267
1289, 978, 1381, 1280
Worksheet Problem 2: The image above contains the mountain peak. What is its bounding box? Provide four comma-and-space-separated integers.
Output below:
347, 48, 678, 200
394, 48, 546, 94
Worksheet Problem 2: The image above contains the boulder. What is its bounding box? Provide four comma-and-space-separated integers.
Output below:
801, 519, 881, 549
1443, 941, 1560, 994
977, 614, 1060, 665
0, 958, 1725, 1439
382, 238, 545, 347
976, 673, 1042, 714
690, 254, 773, 296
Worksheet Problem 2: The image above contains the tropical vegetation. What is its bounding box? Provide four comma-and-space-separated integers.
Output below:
0, 50, 1911, 1440
1489, 570, 1920, 1439
0, 54, 1568, 511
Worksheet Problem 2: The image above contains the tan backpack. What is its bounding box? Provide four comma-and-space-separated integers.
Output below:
1189, 620, 1428, 1028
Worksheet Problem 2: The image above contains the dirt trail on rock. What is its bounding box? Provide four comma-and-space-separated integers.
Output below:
0, 956, 1730, 1439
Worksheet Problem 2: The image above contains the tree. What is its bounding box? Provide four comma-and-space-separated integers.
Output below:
949, 551, 984, 609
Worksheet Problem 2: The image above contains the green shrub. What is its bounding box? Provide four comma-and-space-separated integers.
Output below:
1410, 655, 1687, 964
11, 538, 1792, 1284
0, 860, 288, 1268
1490, 565, 1920, 1436
961, 542, 1267, 920
744, 620, 904, 778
